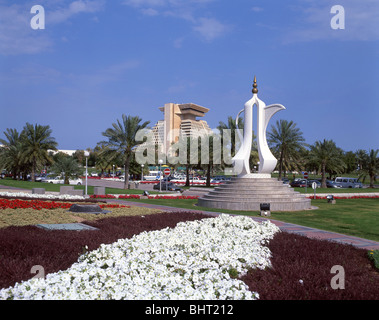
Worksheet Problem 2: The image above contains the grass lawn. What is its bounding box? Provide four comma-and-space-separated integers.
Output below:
0, 179, 156, 195
294, 187, 379, 194
122, 197, 379, 242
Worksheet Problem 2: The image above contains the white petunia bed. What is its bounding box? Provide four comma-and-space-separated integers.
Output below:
0, 214, 280, 300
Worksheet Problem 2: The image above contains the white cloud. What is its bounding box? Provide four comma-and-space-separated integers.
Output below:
251, 6, 264, 12
0, 4, 52, 55
0, 1, 104, 55
193, 17, 231, 42
48, 0, 105, 24
122, 0, 230, 42
141, 8, 159, 16
283, 0, 379, 43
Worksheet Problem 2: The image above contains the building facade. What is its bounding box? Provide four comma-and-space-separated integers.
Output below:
151, 102, 212, 154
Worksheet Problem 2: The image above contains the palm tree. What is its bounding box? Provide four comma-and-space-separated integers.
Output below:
217, 115, 244, 159
268, 120, 307, 180
358, 149, 378, 188
0, 128, 24, 179
308, 139, 346, 188
20, 123, 58, 181
100, 115, 150, 189
51, 155, 82, 185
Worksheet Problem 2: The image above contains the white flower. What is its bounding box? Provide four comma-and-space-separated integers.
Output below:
0, 214, 280, 300
0, 191, 84, 200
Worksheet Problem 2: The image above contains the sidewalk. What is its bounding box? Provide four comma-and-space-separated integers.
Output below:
111, 199, 379, 250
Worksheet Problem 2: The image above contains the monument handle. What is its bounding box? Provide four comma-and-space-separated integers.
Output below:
235, 108, 244, 143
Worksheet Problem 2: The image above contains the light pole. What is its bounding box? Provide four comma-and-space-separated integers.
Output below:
84, 151, 89, 197
159, 159, 163, 192
112, 165, 115, 180
141, 164, 144, 181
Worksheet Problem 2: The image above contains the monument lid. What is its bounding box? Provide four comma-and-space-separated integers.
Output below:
252, 75, 258, 94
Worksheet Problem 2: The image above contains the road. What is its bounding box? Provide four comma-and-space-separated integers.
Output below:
84, 178, 212, 196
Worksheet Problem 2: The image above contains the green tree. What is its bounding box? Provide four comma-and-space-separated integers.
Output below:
20, 123, 58, 182
342, 151, 357, 174
0, 128, 24, 179
51, 155, 82, 185
358, 149, 378, 188
308, 139, 346, 188
217, 115, 244, 159
268, 120, 307, 180
99, 115, 150, 189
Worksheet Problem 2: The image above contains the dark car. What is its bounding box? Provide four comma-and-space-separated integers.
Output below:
326, 180, 343, 188
307, 180, 321, 188
153, 182, 183, 192
290, 179, 307, 187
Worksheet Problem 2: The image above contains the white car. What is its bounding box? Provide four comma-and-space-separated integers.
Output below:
44, 176, 83, 185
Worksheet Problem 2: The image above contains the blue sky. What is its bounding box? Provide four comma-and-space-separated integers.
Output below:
0, 0, 378, 152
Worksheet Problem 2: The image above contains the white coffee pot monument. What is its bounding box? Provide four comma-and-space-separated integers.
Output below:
233, 76, 285, 178
197, 77, 312, 211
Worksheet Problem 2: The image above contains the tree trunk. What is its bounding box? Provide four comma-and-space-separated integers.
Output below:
369, 174, 374, 188
124, 155, 130, 189
278, 150, 284, 181
185, 165, 190, 187
32, 160, 36, 182
321, 162, 327, 188
206, 163, 211, 187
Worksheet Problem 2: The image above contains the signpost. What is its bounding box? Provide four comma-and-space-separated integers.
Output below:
303, 172, 308, 193
312, 181, 317, 199
164, 168, 170, 191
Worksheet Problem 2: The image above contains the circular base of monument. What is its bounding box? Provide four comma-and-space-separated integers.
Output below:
197, 177, 313, 212
197, 198, 312, 212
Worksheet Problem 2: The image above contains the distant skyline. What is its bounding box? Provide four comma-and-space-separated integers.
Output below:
1, 0, 378, 152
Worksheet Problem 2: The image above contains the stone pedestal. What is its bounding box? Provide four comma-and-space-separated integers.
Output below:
32, 188, 45, 194
197, 177, 311, 212
94, 187, 106, 196
60, 186, 74, 195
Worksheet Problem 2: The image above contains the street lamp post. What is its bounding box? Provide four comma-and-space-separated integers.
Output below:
141, 164, 144, 181
84, 151, 90, 197
159, 159, 163, 192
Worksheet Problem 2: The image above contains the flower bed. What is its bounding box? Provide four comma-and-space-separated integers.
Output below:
0, 198, 129, 211
0, 214, 279, 300
0, 191, 84, 201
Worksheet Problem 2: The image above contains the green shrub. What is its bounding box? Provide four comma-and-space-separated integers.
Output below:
368, 250, 379, 270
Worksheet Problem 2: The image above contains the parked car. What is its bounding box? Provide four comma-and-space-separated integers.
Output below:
290, 179, 307, 187
307, 180, 321, 188
153, 182, 183, 192
326, 180, 343, 188
44, 176, 83, 185
281, 177, 290, 184
211, 176, 227, 183
334, 177, 362, 188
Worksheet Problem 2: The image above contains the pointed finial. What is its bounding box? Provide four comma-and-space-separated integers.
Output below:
252, 75, 258, 94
